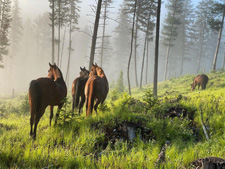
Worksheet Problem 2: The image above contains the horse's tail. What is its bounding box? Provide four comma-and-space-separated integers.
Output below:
74, 80, 80, 108
86, 80, 94, 116
29, 80, 41, 122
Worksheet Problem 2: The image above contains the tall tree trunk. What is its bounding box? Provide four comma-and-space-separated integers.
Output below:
57, 0, 61, 65
164, 46, 170, 81
100, 1, 107, 67
145, 40, 149, 85
140, 32, 148, 89
164, 8, 176, 81
65, 9, 72, 85
127, 0, 137, 96
180, 23, 185, 76
89, 0, 102, 70
197, 32, 205, 73
212, 6, 225, 71
223, 51, 225, 69
52, 0, 55, 64
60, 27, 66, 68
153, 0, 161, 96
134, 13, 139, 87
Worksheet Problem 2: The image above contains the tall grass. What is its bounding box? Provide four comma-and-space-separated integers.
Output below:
0, 72, 225, 168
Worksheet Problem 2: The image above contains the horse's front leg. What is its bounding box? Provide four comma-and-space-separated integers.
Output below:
55, 104, 63, 124
49, 106, 54, 126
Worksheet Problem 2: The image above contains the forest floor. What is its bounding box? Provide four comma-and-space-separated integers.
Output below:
0, 71, 225, 168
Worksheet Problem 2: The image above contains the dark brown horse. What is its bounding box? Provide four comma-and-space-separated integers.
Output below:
72, 67, 89, 115
29, 63, 67, 139
191, 74, 208, 91
85, 64, 109, 116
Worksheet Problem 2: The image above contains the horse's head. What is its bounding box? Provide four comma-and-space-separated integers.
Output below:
47, 67, 54, 80
80, 67, 89, 78
49, 63, 63, 81
96, 66, 105, 78
89, 63, 98, 77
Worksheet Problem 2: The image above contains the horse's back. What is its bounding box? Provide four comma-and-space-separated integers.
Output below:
85, 76, 108, 102
35, 77, 62, 106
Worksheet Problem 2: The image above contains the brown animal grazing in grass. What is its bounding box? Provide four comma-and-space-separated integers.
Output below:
191, 74, 208, 91
71, 67, 89, 115
29, 63, 67, 139
85, 64, 109, 116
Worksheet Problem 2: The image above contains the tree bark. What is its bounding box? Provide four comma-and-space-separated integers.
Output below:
57, 0, 61, 66
127, 0, 137, 96
100, 1, 107, 68
140, 31, 148, 89
52, 0, 55, 64
89, 0, 102, 70
153, 0, 161, 97
212, 6, 225, 71
145, 40, 149, 85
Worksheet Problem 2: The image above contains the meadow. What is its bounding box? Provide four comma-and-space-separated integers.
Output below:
0, 71, 225, 168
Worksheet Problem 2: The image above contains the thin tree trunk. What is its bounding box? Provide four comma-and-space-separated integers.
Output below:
127, 0, 137, 96
140, 32, 148, 89
100, 1, 107, 67
212, 6, 225, 71
89, 0, 102, 70
60, 27, 66, 69
180, 22, 185, 76
134, 14, 139, 87
153, 0, 161, 96
52, 0, 55, 64
65, 9, 72, 85
197, 32, 205, 73
164, 8, 176, 81
145, 40, 149, 85
223, 51, 225, 69
57, 0, 61, 66
164, 46, 170, 81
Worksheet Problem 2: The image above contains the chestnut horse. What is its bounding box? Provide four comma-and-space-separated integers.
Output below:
72, 67, 89, 115
85, 64, 109, 116
29, 63, 67, 139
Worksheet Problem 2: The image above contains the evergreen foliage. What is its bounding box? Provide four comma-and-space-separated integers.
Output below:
0, 0, 12, 67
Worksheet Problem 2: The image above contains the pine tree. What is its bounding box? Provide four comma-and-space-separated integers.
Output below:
195, 0, 214, 73
65, 0, 81, 85
139, 0, 156, 88
0, 0, 12, 67
209, 2, 225, 71
9, 0, 23, 57
162, 0, 183, 80
179, 0, 195, 75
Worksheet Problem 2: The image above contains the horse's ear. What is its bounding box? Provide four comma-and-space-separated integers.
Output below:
95, 63, 98, 66
80, 67, 83, 70
92, 63, 94, 66
49, 63, 53, 67
54, 62, 56, 66
84, 67, 86, 70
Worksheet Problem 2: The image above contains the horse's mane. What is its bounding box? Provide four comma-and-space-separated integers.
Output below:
54, 65, 63, 79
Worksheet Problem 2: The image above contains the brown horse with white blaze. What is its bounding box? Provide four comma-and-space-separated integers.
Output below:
72, 67, 89, 115
29, 63, 67, 139
85, 64, 109, 116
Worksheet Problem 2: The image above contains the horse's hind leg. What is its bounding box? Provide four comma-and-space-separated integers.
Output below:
94, 100, 100, 114
79, 96, 85, 115
30, 114, 34, 136
55, 104, 63, 124
49, 106, 54, 126
33, 116, 40, 140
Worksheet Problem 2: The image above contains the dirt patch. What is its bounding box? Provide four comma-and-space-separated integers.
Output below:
190, 157, 225, 169
92, 119, 155, 150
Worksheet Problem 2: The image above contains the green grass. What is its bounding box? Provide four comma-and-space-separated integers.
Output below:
0, 72, 225, 168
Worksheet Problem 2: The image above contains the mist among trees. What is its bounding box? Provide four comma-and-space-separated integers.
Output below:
0, 0, 225, 95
